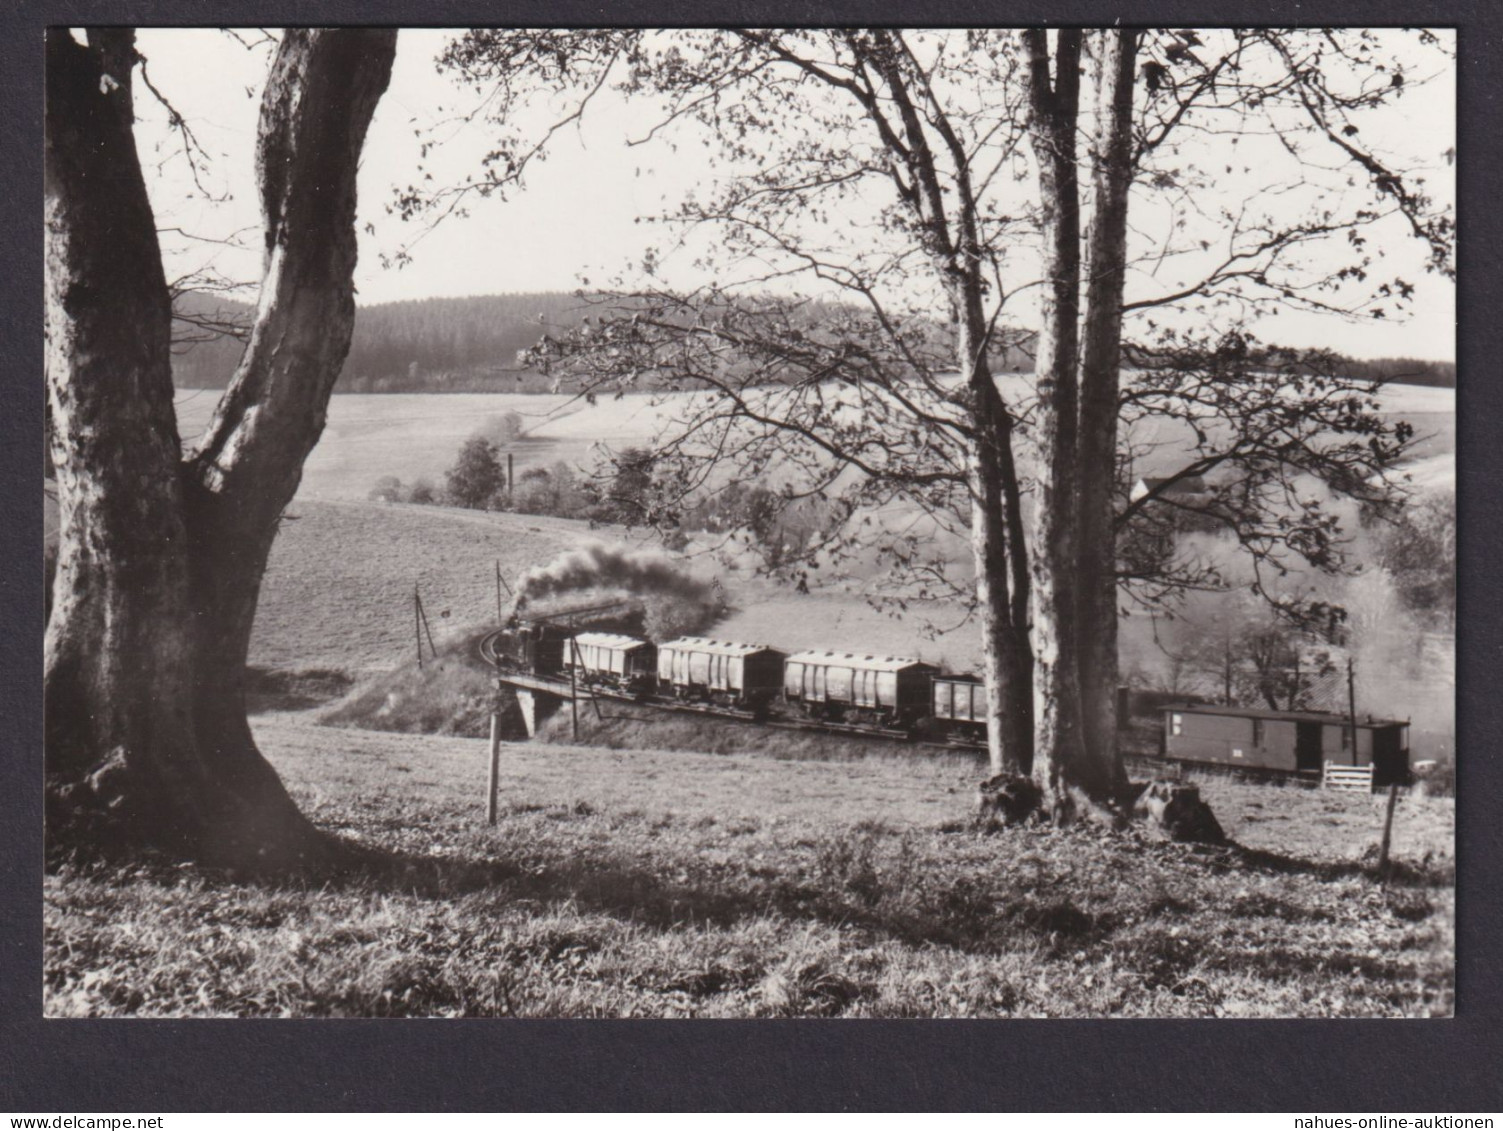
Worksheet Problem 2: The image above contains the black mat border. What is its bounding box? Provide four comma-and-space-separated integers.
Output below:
3, 0, 1499, 1113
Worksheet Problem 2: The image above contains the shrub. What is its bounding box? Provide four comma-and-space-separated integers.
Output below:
369, 475, 404, 503
1412, 759, 1455, 797
407, 478, 437, 505
471, 410, 526, 446
510, 462, 596, 521
445, 437, 506, 509
1372, 489, 1455, 626
680, 483, 838, 570
601, 447, 657, 525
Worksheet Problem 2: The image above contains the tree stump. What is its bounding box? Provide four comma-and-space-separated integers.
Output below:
976, 773, 1044, 828
1131, 780, 1226, 844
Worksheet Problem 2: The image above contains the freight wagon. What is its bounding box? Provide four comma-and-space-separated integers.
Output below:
783, 650, 937, 728
656, 637, 787, 710
563, 632, 659, 695
1162, 703, 1410, 785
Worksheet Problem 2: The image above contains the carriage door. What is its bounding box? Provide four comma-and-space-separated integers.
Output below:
1295, 721, 1322, 772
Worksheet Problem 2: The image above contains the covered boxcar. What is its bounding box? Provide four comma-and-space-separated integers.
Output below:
563, 632, 658, 694
1162, 704, 1410, 785
656, 637, 787, 710
931, 674, 987, 743
783, 650, 937, 728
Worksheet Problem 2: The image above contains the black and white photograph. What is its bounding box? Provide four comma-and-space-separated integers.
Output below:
40, 24, 1457, 1023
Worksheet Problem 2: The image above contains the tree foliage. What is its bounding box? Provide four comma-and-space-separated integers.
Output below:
1369, 488, 1455, 625
445, 436, 507, 509
407, 27, 1451, 804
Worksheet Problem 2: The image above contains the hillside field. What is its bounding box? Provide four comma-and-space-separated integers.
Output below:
44, 715, 1454, 1018
251, 499, 594, 672
172, 388, 668, 505
169, 381, 1455, 506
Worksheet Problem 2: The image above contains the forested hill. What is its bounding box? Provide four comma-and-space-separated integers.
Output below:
171, 291, 589, 393
169, 289, 1457, 392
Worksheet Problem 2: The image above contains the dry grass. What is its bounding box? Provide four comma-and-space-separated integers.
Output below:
44, 717, 1454, 1018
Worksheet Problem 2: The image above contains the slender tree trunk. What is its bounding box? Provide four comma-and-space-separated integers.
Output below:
1023, 29, 1089, 810
861, 32, 1036, 776
1075, 28, 1140, 801
967, 369, 1035, 775
44, 28, 397, 865
182, 28, 399, 812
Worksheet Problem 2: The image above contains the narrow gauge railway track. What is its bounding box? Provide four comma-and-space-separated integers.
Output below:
480, 630, 1321, 773
478, 629, 920, 744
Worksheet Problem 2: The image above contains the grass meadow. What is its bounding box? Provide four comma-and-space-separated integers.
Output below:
45, 716, 1454, 1018
39, 384, 1456, 1018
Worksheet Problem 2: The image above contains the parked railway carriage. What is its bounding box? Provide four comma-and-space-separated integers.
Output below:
931, 674, 987, 743
783, 650, 937, 728
562, 632, 658, 694
656, 637, 787, 710
1162, 703, 1411, 785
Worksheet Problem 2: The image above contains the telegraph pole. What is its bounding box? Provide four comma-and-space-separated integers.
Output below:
1346, 656, 1359, 766
414, 587, 424, 669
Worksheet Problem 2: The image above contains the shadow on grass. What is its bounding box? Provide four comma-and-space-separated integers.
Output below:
47, 812, 1449, 969
308, 828, 1117, 958
1222, 844, 1454, 889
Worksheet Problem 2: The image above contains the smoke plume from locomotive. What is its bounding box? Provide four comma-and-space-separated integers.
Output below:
511, 542, 714, 618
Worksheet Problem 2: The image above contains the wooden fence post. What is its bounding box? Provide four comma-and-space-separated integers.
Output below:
416, 589, 439, 659
1346, 657, 1359, 766
1377, 781, 1399, 880
487, 708, 502, 825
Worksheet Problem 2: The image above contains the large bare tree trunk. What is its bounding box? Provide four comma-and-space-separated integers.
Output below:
1023, 30, 1092, 809
1076, 29, 1140, 802
44, 28, 396, 866
44, 30, 210, 846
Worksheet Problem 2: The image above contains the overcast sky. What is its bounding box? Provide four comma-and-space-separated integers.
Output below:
132, 28, 1456, 362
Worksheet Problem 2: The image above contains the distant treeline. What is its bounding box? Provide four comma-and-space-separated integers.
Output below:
171, 291, 589, 393
169, 289, 1456, 392
1331, 356, 1456, 388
